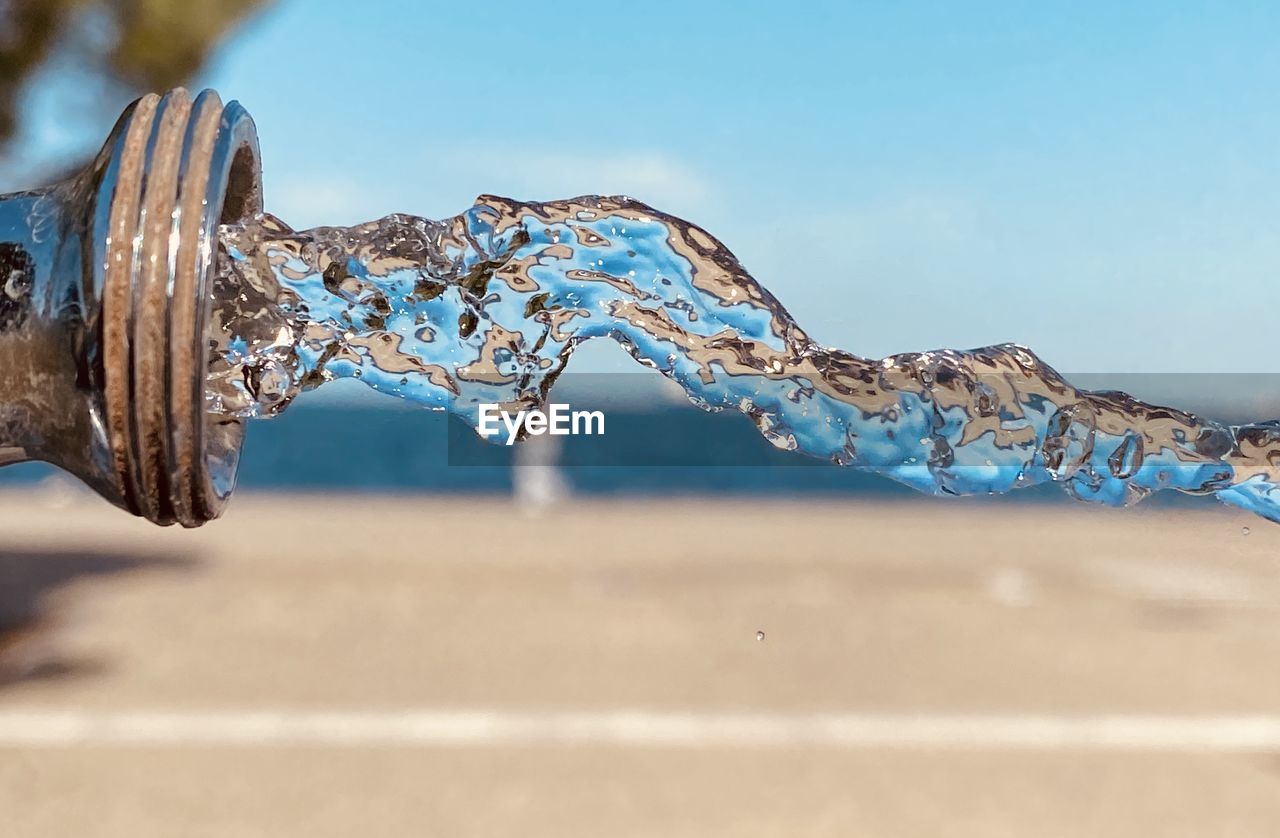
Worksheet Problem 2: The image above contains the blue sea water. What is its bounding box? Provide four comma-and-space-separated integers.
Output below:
0, 401, 1212, 513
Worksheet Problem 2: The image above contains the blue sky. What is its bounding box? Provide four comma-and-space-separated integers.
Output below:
28, 2, 1280, 379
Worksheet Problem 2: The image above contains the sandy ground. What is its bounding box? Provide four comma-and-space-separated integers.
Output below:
0, 486, 1279, 836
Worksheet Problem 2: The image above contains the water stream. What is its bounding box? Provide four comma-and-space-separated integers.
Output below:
206, 194, 1280, 520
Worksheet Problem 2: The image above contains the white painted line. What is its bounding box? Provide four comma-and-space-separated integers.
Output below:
0, 711, 1279, 750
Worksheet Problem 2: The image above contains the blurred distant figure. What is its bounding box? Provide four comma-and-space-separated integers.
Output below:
513, 432, 570, 514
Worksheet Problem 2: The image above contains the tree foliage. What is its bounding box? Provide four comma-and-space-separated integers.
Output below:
0, 0, 270, 143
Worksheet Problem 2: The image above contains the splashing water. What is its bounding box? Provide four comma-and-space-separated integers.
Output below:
206, 195, 1280, 521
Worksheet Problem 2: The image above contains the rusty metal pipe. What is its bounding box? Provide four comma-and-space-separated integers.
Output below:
0, 88, 262, 527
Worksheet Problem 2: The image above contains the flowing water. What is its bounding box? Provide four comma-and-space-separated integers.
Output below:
206, 195, 1280, 521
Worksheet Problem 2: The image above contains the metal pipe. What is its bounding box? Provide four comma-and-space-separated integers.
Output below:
0, 88, 262, 527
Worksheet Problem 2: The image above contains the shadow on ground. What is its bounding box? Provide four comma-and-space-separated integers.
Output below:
0, 548, 196, 688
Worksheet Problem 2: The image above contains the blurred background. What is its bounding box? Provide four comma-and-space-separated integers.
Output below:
3, 2, 1280, 836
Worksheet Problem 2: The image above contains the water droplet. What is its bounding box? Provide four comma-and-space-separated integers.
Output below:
1043, 404, 1096, 481
1107, 432, 1144, 479
1242, 526, 1251, 536
755, 630, 765, 642
974, 381, 998, 417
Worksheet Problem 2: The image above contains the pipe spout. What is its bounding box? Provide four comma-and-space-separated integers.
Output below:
0, 88, 263, 526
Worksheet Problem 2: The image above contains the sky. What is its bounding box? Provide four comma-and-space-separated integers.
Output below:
23, 2, 1280, 381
